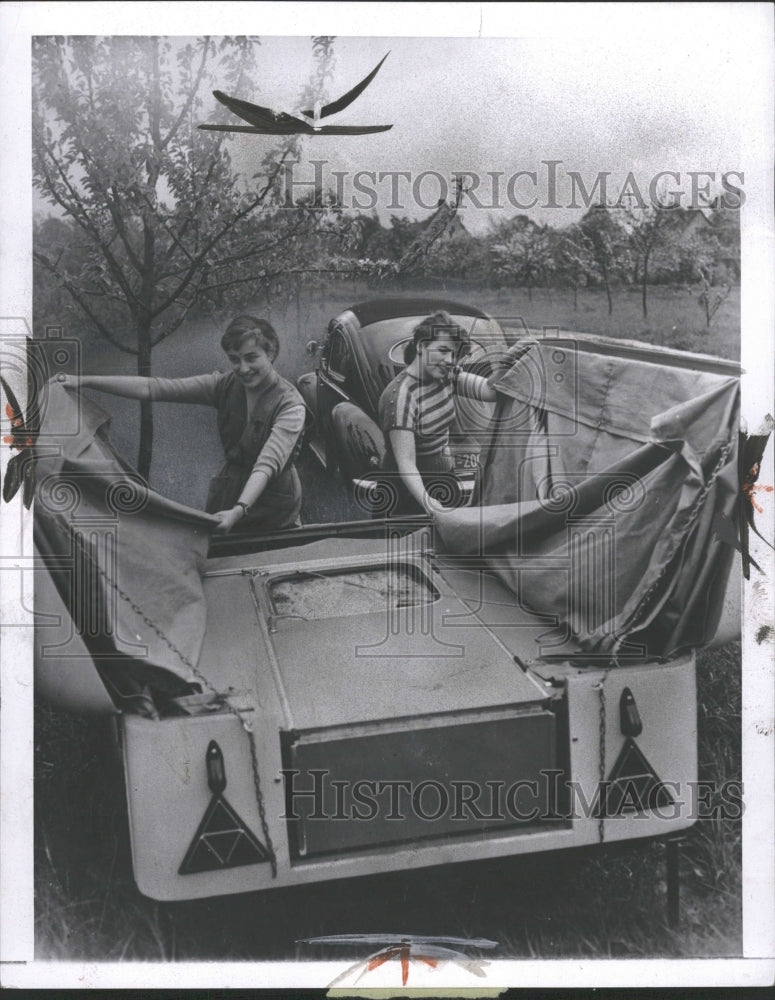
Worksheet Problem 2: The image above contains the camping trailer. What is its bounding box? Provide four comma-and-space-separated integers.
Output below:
28, 322, 748, 910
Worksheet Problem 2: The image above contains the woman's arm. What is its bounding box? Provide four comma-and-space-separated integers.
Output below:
212, 467, 273, 533
212, 403, 306, 533
238, 466, 273, 509
453, 369, 498, 403
389, 429, 443, 514
60, 372, 221, 406
60, 374, 153, 399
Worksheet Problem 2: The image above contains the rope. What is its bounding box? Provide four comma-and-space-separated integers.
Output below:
595, 669, 609, 843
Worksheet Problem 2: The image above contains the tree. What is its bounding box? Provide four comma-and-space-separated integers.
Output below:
554, 225, 599, 309
427, 233, 488, 284
690, 235, 733, 327
32, 36, 324, 477
397, 178, 466, 279
707, 198, 741, 281
32, 215, 94, 332
489, 216, 554, 301
578, 207, 628, 315
623, 202, 676, 319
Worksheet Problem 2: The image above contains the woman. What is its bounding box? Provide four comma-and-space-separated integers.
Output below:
63, 316, 307, 534
377, 310, 498, 515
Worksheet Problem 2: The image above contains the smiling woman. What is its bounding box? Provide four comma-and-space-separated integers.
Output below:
60, 315, 308, 534
377, 311, 498, 515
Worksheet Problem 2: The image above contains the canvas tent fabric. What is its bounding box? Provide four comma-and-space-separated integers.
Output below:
435, 342, 740, 663
34, 381, 216, 689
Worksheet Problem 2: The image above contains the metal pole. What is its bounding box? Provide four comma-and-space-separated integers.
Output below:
666, 835, 682, 928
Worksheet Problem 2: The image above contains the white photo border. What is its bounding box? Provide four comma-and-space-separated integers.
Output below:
1, 1, 773, 989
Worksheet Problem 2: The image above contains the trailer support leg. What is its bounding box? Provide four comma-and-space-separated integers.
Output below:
666, 835, 682, 928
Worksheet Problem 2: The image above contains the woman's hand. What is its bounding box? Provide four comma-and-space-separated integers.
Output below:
212, 506, 245, 534
422, 494, 446, 516
54, 373, 79, 390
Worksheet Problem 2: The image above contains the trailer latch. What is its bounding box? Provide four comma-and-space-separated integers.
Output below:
619, 687, 643, 737
206, 739, 227, 794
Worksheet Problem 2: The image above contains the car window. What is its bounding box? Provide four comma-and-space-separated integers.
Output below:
326, 329, 351, 380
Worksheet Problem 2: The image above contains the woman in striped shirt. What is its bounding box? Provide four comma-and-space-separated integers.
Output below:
378, 311, 498, 515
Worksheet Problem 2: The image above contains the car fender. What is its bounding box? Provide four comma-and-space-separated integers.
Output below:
296, 371, 318, 416
331, 402, 385, 480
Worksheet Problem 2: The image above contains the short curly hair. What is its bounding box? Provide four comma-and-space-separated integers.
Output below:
220, 316, 280, 361
403, 310, 469, 364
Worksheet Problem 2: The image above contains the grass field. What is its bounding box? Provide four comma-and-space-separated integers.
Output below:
33, 279, 743, 964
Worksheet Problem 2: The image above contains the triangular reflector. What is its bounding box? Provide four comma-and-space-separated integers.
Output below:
597, 738, 674, 818
179, 793, 271, 875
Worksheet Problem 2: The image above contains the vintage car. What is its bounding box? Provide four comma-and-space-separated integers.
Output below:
26, 309, 749, 913
296, 297, 510, 501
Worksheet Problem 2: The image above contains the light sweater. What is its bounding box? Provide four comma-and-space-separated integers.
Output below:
147, 372, 306, 480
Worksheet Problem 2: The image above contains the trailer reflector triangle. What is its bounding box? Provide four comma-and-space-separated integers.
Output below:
597, 737, 674, 818
179, 794, 271, 875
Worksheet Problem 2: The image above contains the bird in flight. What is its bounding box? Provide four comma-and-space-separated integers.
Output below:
199, 52, 392, 136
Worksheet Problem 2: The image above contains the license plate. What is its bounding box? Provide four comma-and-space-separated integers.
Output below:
455, 452, 479, 470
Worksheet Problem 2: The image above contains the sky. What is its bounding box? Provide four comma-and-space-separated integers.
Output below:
29, 20, 751, 234
206, 30, 746, 233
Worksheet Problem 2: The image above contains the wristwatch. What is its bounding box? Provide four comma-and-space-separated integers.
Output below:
235, 501, 249, 518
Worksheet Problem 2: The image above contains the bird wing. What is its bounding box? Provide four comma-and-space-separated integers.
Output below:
199, 123, 314, 135
301, 52, 390, 120
212, 90, 308, 130
198, 122, 391, 136
309, 124, 393, 135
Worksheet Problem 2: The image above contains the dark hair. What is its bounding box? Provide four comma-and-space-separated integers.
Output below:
403, 310, 469, 364
221, 316, 280, 361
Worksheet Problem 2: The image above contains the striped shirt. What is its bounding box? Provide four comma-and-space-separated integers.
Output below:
378, 369, 486, 462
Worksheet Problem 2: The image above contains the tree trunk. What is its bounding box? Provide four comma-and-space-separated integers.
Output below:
573, 284, 578, 310
136, 321, 153, 480
602, 263, 613, 315
641, 251, 649, 319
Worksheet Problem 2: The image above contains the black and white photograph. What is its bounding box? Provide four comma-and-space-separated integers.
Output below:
1, 2, 773, 991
